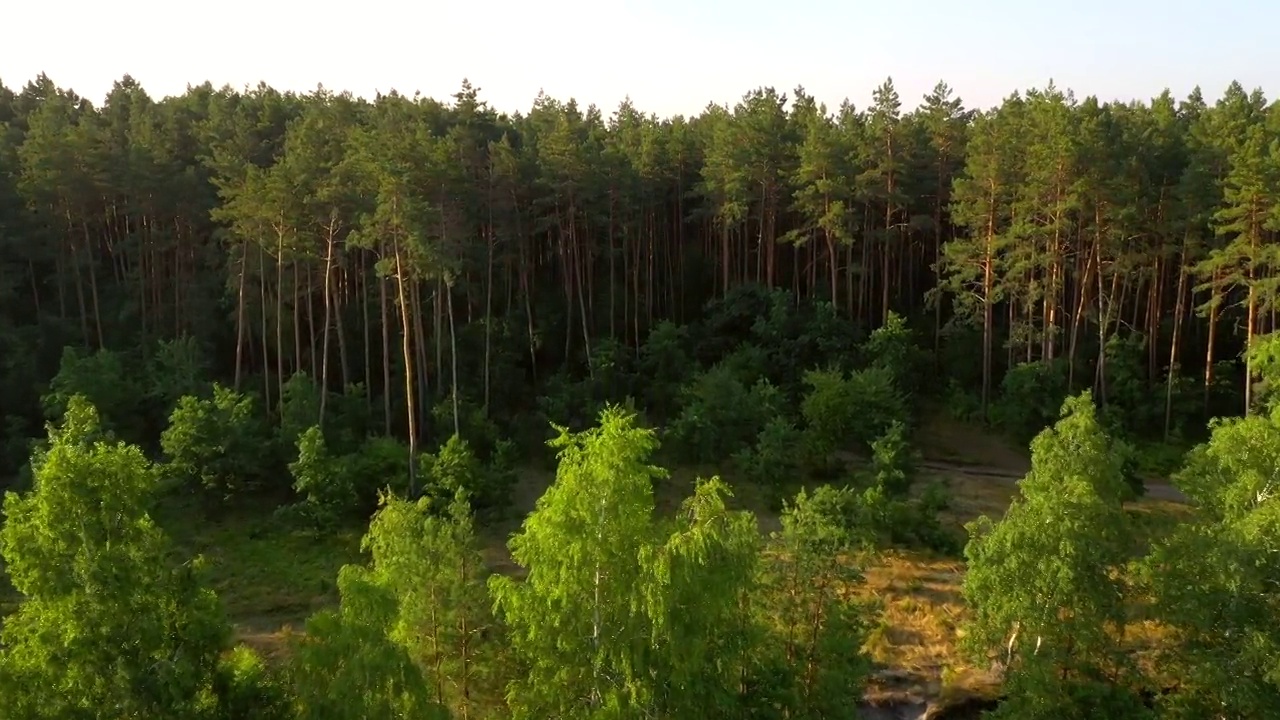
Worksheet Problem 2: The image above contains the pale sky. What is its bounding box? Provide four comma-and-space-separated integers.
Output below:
3, 0, 1277, 117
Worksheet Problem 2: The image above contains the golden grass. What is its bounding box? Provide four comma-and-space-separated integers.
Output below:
852, 460, 1196, 700
859, 549, 994, 700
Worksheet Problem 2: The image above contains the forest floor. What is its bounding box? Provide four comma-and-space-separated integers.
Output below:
0, 415, 1195, 709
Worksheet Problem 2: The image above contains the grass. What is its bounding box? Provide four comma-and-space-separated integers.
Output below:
154, 497, 365, 659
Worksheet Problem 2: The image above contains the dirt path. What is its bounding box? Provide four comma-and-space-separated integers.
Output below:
915, 457, 1187, 504
913, 414, 1187, 504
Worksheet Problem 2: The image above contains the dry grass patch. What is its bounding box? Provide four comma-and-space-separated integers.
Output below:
862, 552, 966, 668
852, 461, 1195, 700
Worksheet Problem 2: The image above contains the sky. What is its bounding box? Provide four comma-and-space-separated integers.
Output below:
3, 0, 1278, 117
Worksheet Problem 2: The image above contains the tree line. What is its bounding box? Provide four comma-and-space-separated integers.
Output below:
1, 73, 1276, 472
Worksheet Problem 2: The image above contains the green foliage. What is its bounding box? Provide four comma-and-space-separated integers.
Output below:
643, 476, 762, 718
757, 484, 877, 718
1139, 411, 1280, 716
697, 284, 787, 366
536, 340, 643, 437
287, 566, 449, 720
279, 371, 323, 451
161, 384, 275, 503
418, 434, 500, 513
6, 72, 1280, 718
800, 364, 908, 457
430, 392, 501, 457
535, 370, 609, 434
0, 396, 231, 718
288, 425, 358, 526
637, 320, 693, 419
361, 492, 504, 717
990, 359, 1070, 443
869, 420, 917, 497
698, 286, 860, 390
287, 427, 418, 525
41, 346, 147, 444
732, 416, 810, 489
490, 405, 665, 718
1247, 330, 1280, 418
943, 379, 985, 422
862, 311, 928, 399
212, 646, 293, 720
849, 422, 961, 554
0, 414, 34, 486
418, 406, 517, 514
146, 336, 212, 415
421, 434, 483, 504
668, 364, 783, 463
962, 393, 1145, 718
715, 343, 772, 385
346, 435, 413, 505
908, 480, 962, 554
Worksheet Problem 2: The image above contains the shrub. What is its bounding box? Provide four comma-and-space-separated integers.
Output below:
160, 384, 274, 503
733, 417, 809, 488
989, 359, 1069, 443
861, 311, 929, 400
668, 365, 783, 463
801, 365, 908, 458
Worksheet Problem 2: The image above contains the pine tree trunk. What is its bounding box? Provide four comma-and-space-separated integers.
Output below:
447, 281, 461, 436
483, 221, 494, 412
393, 237, 418, 497
234, 241, 249, 392
380, 257, 393, 435
319, 220, 337, 425
1165, 239, 1189, 440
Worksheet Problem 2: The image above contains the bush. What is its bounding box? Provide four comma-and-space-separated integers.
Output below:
861, 311, 929, 400
145, 336, 210, 418
668, 365, 783, 463
160, 384, 275, 503
801, 365, 908, 458
288, 426, 358, 526
869, 421, 917, 498
989, 359, 1069, 443
42, 346, 147, 444
422, 433, 518, 516
733, 417, 809, 488
346, 436, 412, 507
213, 646, 292, 720
638, 320, 693, 419
279, 372, 323, 451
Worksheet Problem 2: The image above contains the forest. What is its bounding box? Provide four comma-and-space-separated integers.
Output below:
0, 71, 1278, 718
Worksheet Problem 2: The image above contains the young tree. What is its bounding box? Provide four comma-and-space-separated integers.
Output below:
1141, 337, 1280, 717
489, 405, 665, 718
287, 566, 449, 720
961, 393, 1147, 719
364, 491, 504, 719
0, 396, 229, 718
758, 484, 877, 718
642, 476, 761, 717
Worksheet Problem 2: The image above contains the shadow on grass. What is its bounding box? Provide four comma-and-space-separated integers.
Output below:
152, 495, 364, 640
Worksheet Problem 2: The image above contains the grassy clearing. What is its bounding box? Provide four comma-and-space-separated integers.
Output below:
154, 497, 365, 660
